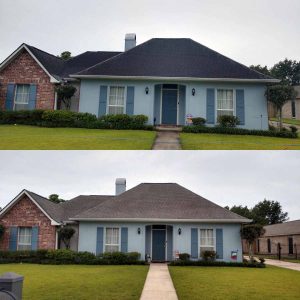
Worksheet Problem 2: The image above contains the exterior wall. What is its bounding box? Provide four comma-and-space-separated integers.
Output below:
59, 224, 79, 251
78, 222, 243, 262
0, 49, 55, 110
0, 195, 56, 250
79, 79, 268, 130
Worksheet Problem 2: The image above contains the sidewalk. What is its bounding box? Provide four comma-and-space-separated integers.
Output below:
152, 131, 181, 150
264, 259, 300, 272
140, 264, 178, 300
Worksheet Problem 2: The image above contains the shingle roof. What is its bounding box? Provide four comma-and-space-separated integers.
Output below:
263, 220, 300, 237
71, 183, 250, 222
74, 38, 274, 80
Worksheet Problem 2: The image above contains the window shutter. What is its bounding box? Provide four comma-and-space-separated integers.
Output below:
31, 226, 39, 250
206, 88, 215, 124
191, 228, 198, 259
121, 227, 128, 253
98, 86, 108, 117
28, 84, 37, 110
5, 84, 15, 111
96, 227, 104, 255
126, 87, 135, 115
236, 89, 245, 125
216, 228, 223, 259
154, 85, 162, 125
9, 227, 18, 251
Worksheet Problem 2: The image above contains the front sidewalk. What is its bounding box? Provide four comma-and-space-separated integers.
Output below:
140, 263, 178, 300
264, 259, 300, 272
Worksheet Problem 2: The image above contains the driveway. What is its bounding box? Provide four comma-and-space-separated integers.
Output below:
264, 259, 300, 271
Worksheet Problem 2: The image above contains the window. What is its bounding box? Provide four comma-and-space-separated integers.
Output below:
267, 239, 271, 253
105, 228, 119, 252
217, 89, 234, 118
292, 100, 296, 119
18, 227, 32, 250
14, 84, 30, 111
200, 229, 214, 255
108, 86, 125, 115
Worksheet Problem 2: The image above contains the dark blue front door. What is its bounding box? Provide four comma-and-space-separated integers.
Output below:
162, 89, 177, 124
152, 230, 166, 261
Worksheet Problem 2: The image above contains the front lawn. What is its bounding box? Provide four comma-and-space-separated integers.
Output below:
270, 118, 300, 126
180, 133, 300, 150
0, 264, 148, 300
0, 125, 156, 150
169, 266, 300, 300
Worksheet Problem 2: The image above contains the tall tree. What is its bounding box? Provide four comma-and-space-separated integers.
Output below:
270, 59, 300, 86
225, 205, 252, 219
49, 194, 65, 204
250, 65, 271, 76
58, 51, 72, 60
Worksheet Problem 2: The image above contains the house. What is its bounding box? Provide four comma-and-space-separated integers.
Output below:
0, 34, 278, 129
0, 179, 250, 262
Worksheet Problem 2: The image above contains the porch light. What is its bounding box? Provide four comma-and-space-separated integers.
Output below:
137, 228, 141, 234
145, 87, 149, 94
192, 88, 196, 96
178, 228, 182, 235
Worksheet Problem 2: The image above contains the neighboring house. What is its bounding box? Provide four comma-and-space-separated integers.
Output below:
0, 179, 250, 262
268, 85, 300, 120
0, 34, 278, 129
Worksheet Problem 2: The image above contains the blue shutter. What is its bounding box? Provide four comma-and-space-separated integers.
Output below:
126, 87, 134, 115
154, 85, 161, 125
9, 227, 18, 251
98, 86, 108, 117
179, 85, 186, 126
96, 227, 104, 255
216, 228, 223, 259
206, 89, 215, 124
191, 228, 198, 259
28, 84, 37, 110
236, 89, 245, 125
31, 226, 39, 250
121, 227, 128, 253
5, 84, 15, 111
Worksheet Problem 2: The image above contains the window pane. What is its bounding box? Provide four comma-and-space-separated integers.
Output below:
217, 89, 234, 117
108, 87, 125, 115
15, 85, 30, 104
105, 228, 119, 252
108, 106, 124, 115
200, 229, 214, 246
18, 227, 32, 250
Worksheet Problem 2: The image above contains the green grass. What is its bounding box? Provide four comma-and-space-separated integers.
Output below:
270, 118, 300, 126
180, 133, 300, 150
0, 125, 156, 150
0, 264, 148, 300
169, 266, 300, 300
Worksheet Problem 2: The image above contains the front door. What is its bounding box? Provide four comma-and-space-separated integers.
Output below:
152, 230, 166, 261
162, 88, 177, 125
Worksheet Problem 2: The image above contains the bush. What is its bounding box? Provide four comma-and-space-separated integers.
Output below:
0, 224, 5, 241
290, 126, 298, 133
259, 257, 265, 264
192, 118, 206, 126
0, 110, 45, 125
179, 253, 190, 261
269, 125, 276, 131
169, 260, 265, 268
217, 115, 240, 128
201, 250, 217, 261
182, 125, 297, 139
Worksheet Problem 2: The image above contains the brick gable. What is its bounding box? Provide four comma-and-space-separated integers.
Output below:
0, 194, 56, 250
0, 49, 55, 110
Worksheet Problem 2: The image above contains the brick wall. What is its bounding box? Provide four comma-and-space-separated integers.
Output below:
0, 195, 56, 250
0, 49, 55, 110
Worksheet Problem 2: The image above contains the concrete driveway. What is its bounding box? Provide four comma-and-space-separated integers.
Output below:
265, 259, 300, 271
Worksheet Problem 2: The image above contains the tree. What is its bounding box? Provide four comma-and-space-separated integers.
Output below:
58, 51, 72, 60
241, 224, 265, 262
252, 199, 289, 226
266, 85, 296, 130
250, 65, 271, 77
49, 194, 65, 204
0, 224, 5, 241
58, 227, 75, 249
225, 205, 252, 219
55, 84, 77, 111
270, 59, 300, 86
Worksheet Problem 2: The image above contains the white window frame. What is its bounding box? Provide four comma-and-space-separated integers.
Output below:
199, 228, 215, 258
17, 227, 32, 250
14, 84, 30, 111
215, 88, 236, 123
104, 227, 120, 253
107, 86, 127, 115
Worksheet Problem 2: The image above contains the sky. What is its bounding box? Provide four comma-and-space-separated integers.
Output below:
0, 0, 300, 67
0, 151, 299, 221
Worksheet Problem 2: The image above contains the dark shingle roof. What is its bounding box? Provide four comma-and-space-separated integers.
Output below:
75, 38, 273, 80
71, 183, 250, 221
263, 220, 300, 237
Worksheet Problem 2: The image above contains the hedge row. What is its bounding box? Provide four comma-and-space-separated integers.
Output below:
182, 125, 298, 139
0, 110, 153, 130
0, 249, 146, 265
169, 260, 265, 268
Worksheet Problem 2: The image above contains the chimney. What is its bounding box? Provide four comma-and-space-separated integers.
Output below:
116, 178, 126, 195
125, 33, 136, 51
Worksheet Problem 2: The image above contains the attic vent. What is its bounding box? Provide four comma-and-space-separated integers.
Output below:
125, 33, 136, 51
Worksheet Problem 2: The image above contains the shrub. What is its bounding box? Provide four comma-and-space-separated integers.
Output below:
0, 224, 5, 241
290, 126, 298, 133
0, 110, 45, 125
217, 115, 240, 128
169, 260, 265, 268
45, 249, 77, 264
269, 125, 276, 131
74, 251, 97, 265
201, 250, 217, 261
192, 118, 206, 126
41, 110, 78, 127
259, 257, 265, 264
179, 253, 190, 261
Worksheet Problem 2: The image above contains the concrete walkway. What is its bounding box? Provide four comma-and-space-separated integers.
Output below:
152, 128, 181, 150
264, 259, 300, 271
140, 264, 178, 300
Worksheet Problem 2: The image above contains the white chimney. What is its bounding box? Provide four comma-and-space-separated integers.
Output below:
116, 178, 126, 195
125, 33, 136, 51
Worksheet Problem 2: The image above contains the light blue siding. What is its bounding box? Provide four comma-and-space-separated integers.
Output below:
9, 227, 18, 251
31, 226, 39, 250
121, 227, 128, 253
98, 86, 108, 117
206, 88, 215, 124
96, 227, 104, 255
236, 89, 245, 125
28, 84, 37, 110
126, 87, 135, 115
191, 228, 198, 259
216, 228, 223, 259
5, 84, 15, 111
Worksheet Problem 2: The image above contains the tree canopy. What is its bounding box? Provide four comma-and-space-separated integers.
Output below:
49, 194, 65, 204
55, 84, 77, 110
58, 51, 72, 60
271, 59, 300, 86
250, 65, 271, 76
58, 226, 75, 249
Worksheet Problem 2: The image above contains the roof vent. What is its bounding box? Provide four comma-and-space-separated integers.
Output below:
116, 178, 126, 195
125, 33, 136, 51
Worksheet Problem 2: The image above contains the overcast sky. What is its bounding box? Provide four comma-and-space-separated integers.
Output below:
0, 151, 299, 221
0, 0, 300, 67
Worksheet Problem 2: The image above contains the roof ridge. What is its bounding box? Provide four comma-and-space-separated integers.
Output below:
25, 43, 65, 62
